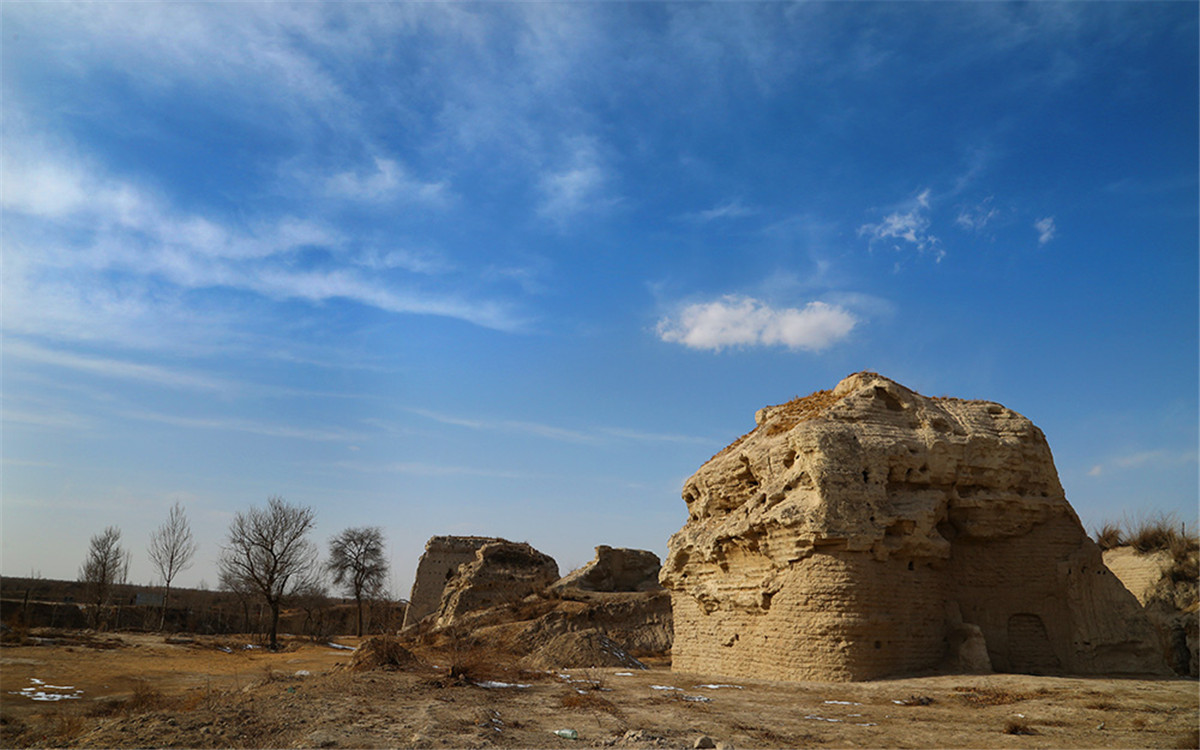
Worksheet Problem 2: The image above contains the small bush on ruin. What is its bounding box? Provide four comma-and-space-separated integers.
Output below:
1094, 522, 1123, 550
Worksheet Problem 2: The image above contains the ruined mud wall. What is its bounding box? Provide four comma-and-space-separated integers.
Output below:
661, 372, 1166, 682
402, 536, 499, 629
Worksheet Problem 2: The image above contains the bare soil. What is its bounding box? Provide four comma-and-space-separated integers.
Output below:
1, 632, 1196, 749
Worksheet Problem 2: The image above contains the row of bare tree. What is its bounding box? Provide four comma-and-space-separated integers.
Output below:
78, 496, 390, 649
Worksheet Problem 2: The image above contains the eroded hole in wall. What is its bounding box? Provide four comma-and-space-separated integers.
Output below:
761, 591, 775, 610
873, 386, 905, 411
782, 449, 796, 469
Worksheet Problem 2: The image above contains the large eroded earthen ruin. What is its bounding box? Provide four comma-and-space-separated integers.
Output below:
660, 372, 1167, 682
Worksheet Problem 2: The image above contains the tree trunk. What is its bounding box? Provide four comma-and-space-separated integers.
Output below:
159, 584, 172, 631
355, 594, 364, 637
268, 599, 281, 651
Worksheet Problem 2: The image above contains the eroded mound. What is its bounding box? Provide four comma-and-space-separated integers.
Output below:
661, 372, 1168, 682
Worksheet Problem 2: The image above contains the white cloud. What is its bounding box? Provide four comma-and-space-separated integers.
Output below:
656, 296, 857, 352
325, 157, 449, 205
1035, 216, 1057, 245
117, 409, 363, 443
858, 189, 945, 261
2, 137, 523, 341
955, 197, 999, 232
1087, 449, 1197, 477
537, 137, 616, 224
405, 408, 710, 445
687, 199, 757, 222
5, 341, 230, 393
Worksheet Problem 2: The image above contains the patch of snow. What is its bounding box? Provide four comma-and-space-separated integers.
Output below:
325, 642, 356, 651
218, 646, 233, 653
823, 700, 862, 705
475, 681, 531, 689
650, 685, 681, 691
696, 684, 744, 690
10, 679, 83, 702
294, 670, 310, 677
614, 672, 634, 676
804, 714, 843, 723
681, 695, 712, 703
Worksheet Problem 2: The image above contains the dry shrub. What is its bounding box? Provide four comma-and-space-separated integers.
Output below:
1095, 522, 1124, 550
1174, 729, 1200, 749
1003, 720, 1036, 735
350, 636, 421, 672
1128, 515, 1183, 554
561, 690, 620, 715
424, 640, 550, 687
955, 687, 1033, 706
126, 681, 166, 712
895, 694, 935, 706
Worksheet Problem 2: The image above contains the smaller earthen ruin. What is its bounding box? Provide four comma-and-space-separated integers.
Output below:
402, 536, 500, 628
551, 545, 663, 593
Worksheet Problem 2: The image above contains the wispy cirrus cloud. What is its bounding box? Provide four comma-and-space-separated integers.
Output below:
5, 340, 231, 393
955, 196, 1000, 232
405, 408, 711, 445
858, 188, 945, 261
116, 409, 364, 443
1087, 448, 1197, 477
2, 133, 525, 342
537, 136, 618, 225
324, 157, 451, 206
656, 295, 857, 352
1035, 216, 1057, 245
684, 198, 758, 223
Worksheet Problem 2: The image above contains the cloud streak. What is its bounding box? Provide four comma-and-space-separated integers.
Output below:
3, 135, 524, 342
656, 296, 857, 352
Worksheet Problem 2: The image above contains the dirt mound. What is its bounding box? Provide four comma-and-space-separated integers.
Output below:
349, 636, 421, 671
520, 628, 647, 670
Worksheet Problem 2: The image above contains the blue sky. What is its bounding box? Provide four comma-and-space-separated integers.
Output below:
3, 2, 1196, 595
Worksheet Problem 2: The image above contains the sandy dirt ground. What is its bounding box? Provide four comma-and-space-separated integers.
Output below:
1, 633, 1196, 749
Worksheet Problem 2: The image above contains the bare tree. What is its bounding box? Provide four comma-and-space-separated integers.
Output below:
327, 526, 388, 637
148, 500, 198, 631
217, 496, 317, 650
79, 526, 130, 630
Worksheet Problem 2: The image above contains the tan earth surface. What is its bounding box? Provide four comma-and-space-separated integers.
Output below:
2, 633, 1196, 749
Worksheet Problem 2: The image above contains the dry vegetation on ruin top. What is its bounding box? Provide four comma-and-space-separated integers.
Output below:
707, 387, 850, 465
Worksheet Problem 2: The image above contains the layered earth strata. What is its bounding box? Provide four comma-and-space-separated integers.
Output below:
660, 372, 1167, 682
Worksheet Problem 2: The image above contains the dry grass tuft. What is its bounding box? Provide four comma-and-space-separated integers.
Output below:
955, 687, 1035, 706
1003, 720, 1037, 735
561, 690, 620, 715
1174, 729, 1200, 749
1094, 522, 1124, 550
